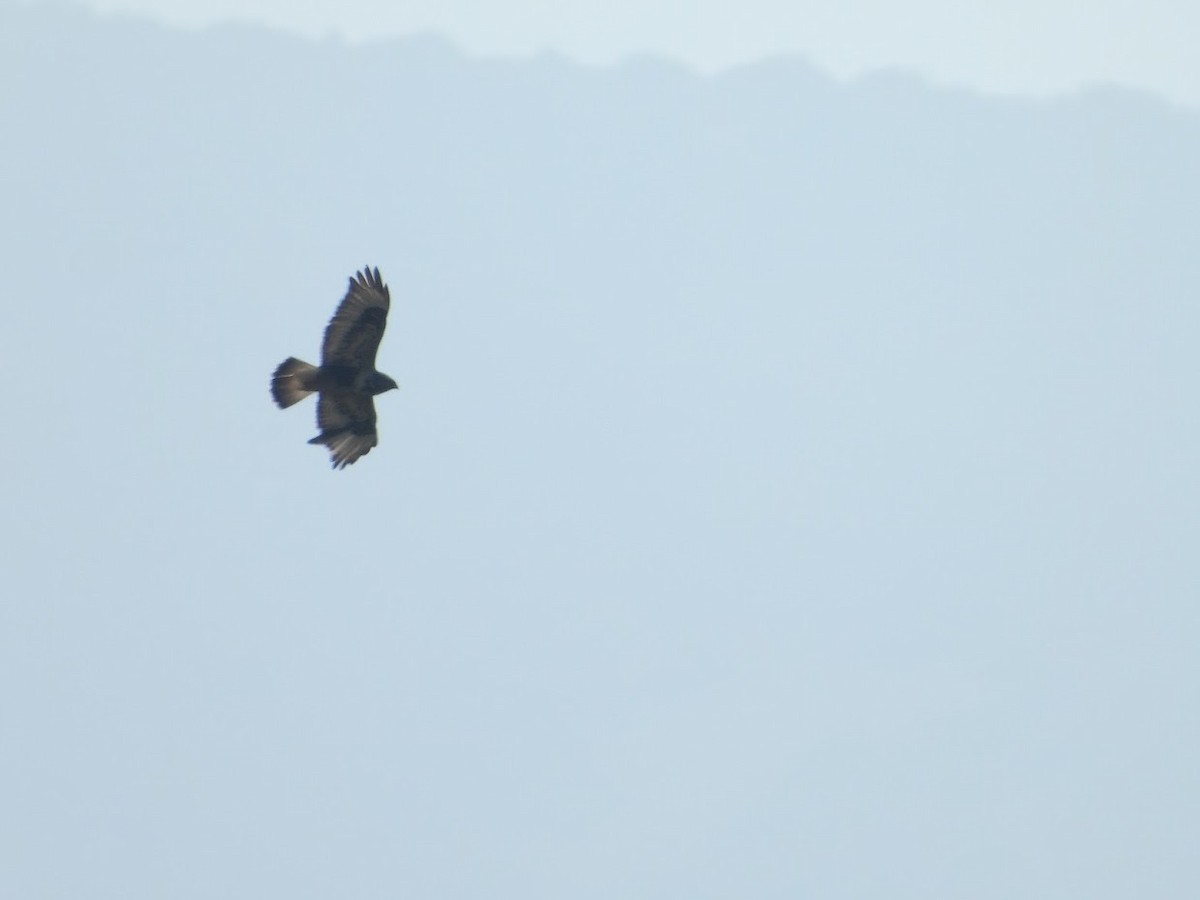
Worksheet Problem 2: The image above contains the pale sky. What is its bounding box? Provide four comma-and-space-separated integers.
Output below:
4, 5, 1199, 896
75, 0, 1200, 106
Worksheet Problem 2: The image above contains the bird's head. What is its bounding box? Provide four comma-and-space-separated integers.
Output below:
368, 372, 399, 395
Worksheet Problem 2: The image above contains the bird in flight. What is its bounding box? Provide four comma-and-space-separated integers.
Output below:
271, 266, 398, 469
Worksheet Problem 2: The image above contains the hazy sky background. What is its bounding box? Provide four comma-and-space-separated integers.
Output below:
66, 0, 1200, 106
2, 3, 1198, 898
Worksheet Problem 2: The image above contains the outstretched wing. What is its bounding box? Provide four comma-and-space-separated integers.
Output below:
307, 390, 378, 469
321, 266, 390, 368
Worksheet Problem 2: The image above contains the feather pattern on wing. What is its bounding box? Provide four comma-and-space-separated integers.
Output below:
321, 266, 391, 368
307, 390, 379, 469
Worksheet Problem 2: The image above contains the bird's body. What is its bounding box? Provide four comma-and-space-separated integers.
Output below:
271, 266, 398, 469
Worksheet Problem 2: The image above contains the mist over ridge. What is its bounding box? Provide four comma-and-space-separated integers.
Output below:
1, 3, 1197, 899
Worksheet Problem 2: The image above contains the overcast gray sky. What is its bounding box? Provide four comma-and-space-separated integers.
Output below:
72, 0, 1200, 106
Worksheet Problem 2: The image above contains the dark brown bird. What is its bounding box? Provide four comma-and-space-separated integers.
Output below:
271, 267, 398, 469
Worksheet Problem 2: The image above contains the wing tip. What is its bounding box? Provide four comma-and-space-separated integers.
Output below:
308, 425, 377, 470
351, 264, 388, 300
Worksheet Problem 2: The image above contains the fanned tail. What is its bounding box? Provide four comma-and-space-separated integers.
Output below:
271, 357, 318, 409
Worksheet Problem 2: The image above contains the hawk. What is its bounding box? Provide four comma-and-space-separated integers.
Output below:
271, 266, 398, 469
